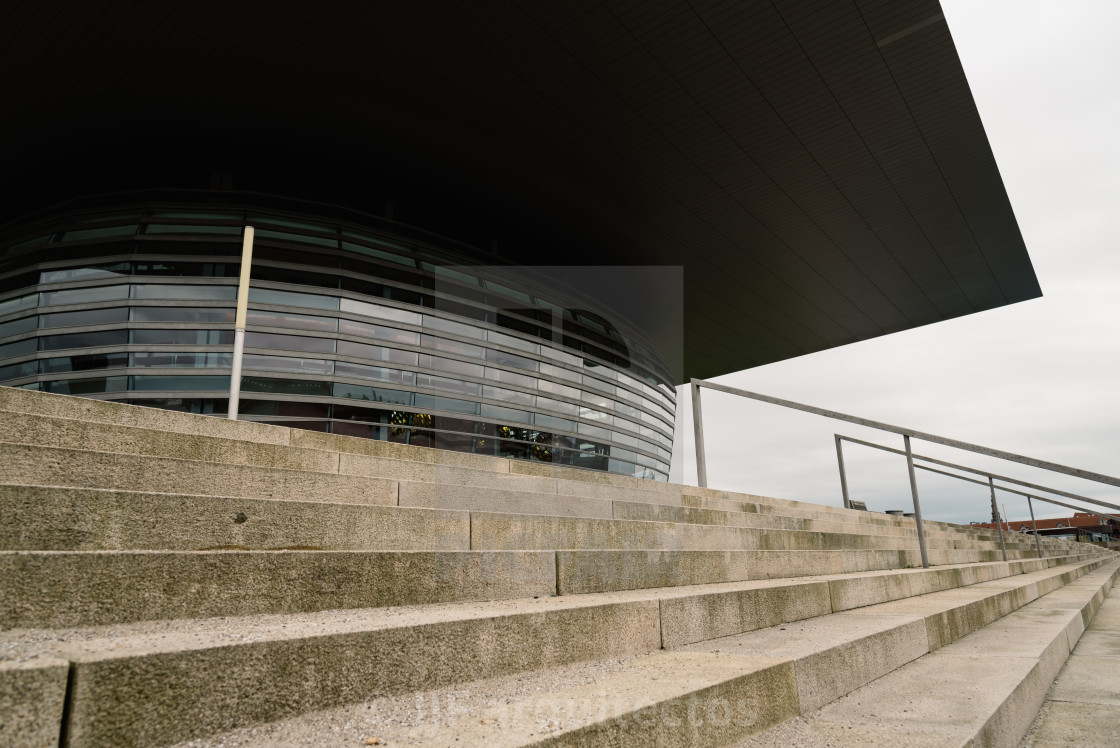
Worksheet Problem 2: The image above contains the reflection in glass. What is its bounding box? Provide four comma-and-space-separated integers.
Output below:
241, 377, 331, 397
132, 329, 234, 346
247, 309, 338, 332
40, 285, 129, 306
130, 307, 235, 323
40, 307, 128, 328
44, 376, 128, 394
131, 375, 231, 391
338, 340, 418, 365
0, 360, 39, 380
334, 361, 415, 385
130, 352, 232, 368
248, 287, 339, 310
241, 354, 333, 375
43, 352, 129, 373
40, 329, 128, 350
0, 315, 37, 338
39, 262, 131, 284
132, 284, 237, 301
243, 331, 335, 354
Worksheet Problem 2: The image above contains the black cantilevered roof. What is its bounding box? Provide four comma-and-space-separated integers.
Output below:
0, 0, 1039, 382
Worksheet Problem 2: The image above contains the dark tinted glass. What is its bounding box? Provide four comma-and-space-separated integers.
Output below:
243, 331, 335, 354
131, 284, 237, 301
334, 361, 415, 385
130, 307, 235, 323
131, 329, 234, 346
133, 261, 237, 277
251, 266, 338, 289
125, 398, 228, 414
333, 382, 412, 405
239, 399, 329, 418
0, 360, 38, 380
42, 352, 128, 373
130, 352, 231, 368
0, 337, 37, 358
39, 263, 131, 284
40, 329, 128, 350
241, 354, 333, 375
0, 271, 39, 294
241, 377, 332, 397
248, 288, 339, 310
246, 309, 337, 332
130, 375, 231, 391
44, 376, 128, 395
40, 285, 129, 306
40, 307, 128, 328
0, 315, 37, 338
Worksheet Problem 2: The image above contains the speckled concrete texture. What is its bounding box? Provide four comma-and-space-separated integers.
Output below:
0, 442, 399, 505
0, 657, 68, 748
0, 485, 469, 552
0, 550, 557, 628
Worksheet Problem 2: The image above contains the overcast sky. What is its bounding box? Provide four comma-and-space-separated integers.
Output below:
669, 0, 1120, 526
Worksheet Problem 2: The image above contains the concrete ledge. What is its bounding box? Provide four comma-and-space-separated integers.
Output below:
0, 443, 398, 506
58, 600, 662, 748
0, 550, 556, 629
659, 580, 833, 648
0, 485, 469, 553
0, 387, 290, 445
0, 657, 69, 748
398, 481, 613, 519
0, 411, 338, 473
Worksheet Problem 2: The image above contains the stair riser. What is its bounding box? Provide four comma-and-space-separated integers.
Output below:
0, 443, 398, 506
62, 601, 663, 748
0, 551, 556, 629
0, 486, 470, 553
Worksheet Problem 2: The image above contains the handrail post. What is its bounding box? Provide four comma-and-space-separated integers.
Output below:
691, 379, 708, 489
903, 435, 929, 568
1027, 495, 1043, 558
989, 476, 1008, 561
835, 435, 851, 509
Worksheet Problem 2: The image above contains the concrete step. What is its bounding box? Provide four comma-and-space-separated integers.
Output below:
740, 559, 1120, 747
0, 389, 1046, 546
0, 483, 1037, 557
0, 557, 1107, 747
122, 557, 1114, 748
0, 546, 1037, 629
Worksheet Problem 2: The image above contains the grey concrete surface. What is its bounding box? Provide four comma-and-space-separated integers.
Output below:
0, 410, 339, 473
0, 550, 557, 628
0, 442, 399, 506
0, 485, 470, 552
405, 652, 800, 747
0, 657, 68, 748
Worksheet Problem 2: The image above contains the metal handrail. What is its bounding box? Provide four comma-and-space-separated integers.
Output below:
690, 378, 1120, 569
837, 434, 1120, 560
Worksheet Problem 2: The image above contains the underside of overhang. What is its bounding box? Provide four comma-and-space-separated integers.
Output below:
0, 0, 1039, 382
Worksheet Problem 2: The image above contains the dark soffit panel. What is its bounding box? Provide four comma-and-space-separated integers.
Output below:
0, 0, 1039, 382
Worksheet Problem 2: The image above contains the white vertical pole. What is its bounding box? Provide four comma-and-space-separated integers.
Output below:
691, 379, 707, 488
228, 226, 254, 420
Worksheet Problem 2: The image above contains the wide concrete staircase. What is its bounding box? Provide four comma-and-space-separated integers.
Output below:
0, 386, 1114, 747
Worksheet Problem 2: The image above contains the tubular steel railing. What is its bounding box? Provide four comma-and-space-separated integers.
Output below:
836, 434, 1120, 561
690, 379, 1120, 568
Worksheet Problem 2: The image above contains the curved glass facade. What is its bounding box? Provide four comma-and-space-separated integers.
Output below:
0, 195, 676, 480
